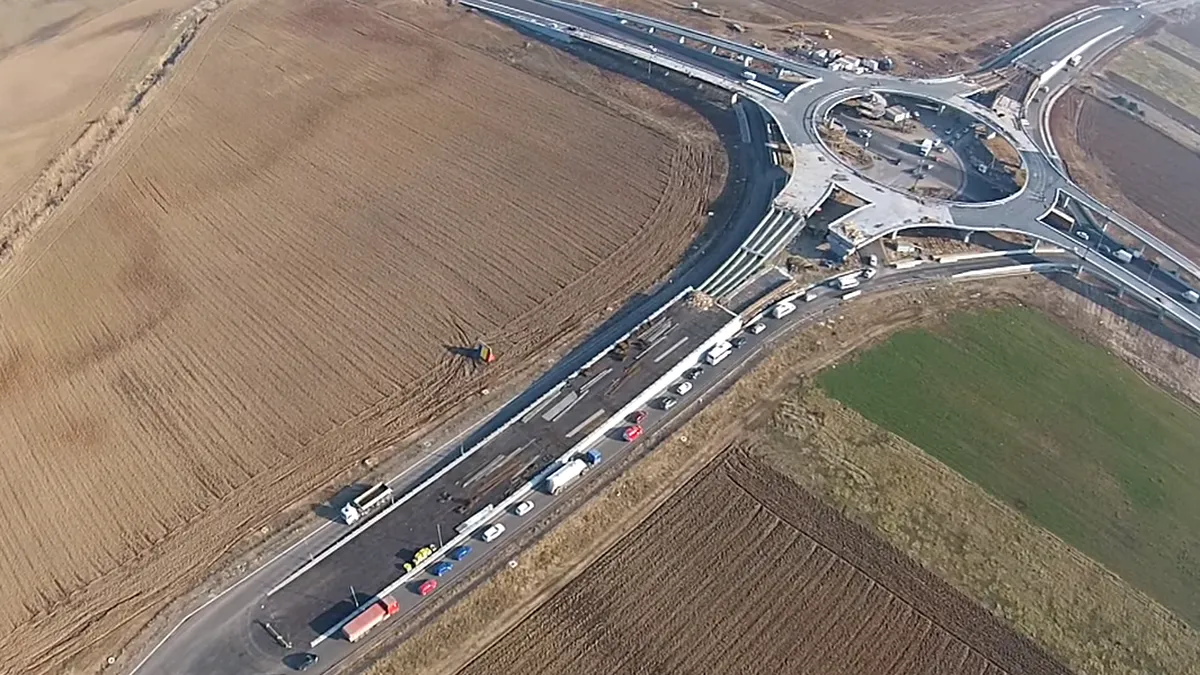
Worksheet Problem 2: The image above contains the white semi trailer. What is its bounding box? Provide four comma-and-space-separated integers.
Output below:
545, 459, 588, 495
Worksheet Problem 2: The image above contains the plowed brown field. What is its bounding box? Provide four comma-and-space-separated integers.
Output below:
598, 0, 1089, 72
0, 0, 724, 671
456, 451, 1069, 675
1052, 88, 1200, 260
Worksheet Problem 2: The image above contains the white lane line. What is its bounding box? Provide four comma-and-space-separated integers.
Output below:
566, 409, 607, 439
264, 382, 567, 598
579, 367, 613, 393
653, 337, 689, 363
125, 402, 502, 674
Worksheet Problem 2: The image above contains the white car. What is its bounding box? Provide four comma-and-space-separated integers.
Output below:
674, 381, 693, 396
1075, 230, 1090, 241
514, 501, 534, 517
481, 523, 506, 542
747, 322, 766, 335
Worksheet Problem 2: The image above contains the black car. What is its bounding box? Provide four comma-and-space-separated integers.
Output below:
730, 336, 748, 348
293, 653, 318, 671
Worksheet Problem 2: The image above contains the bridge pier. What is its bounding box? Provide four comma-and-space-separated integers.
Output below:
744, 56, 753, 67
647, 26, 654, 33
679, 36, 686, 44
711, 45, 718, 54
730, 92, 739, 105
962, 231, 972, 244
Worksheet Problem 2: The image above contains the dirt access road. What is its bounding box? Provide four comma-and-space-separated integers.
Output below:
0, 0, 726, 672
593, 0, 1090, 73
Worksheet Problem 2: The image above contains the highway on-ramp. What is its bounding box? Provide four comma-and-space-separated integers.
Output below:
127, 3, 1200, 674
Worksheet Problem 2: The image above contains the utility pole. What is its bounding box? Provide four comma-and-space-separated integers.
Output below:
351, 586, 359, 607
437, 523, 444, 549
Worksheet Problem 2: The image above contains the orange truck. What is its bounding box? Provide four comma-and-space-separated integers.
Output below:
342, 595, 399, 643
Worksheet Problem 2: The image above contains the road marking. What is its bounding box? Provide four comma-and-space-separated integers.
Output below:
653, 337, 689, 363
462, 452, 510, 489
579, 367, 613, 393
566, 409, 606, 438
125, 400, 505, 674
542, 391, 579, 422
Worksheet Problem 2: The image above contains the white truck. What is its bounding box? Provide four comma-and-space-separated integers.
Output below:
1112, 249, 1134, 264
1068, 54, 1082, 67
341, 482, 394, 526
703, 340, 734, 365
919, 138, 934, 157
769, 300, 796, 319
545, 459, 588, 495
834, 275, 861, 291
1183, 289, 1200, 303
741, 70, 757, 81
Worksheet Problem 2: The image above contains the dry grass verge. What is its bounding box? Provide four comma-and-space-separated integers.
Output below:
0, 0, 224, 272
363, 276, 1200, 675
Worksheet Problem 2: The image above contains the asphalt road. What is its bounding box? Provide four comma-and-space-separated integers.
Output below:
260, 301, 733, 650
127, 5, 1200, 674
130, 35, 781, 675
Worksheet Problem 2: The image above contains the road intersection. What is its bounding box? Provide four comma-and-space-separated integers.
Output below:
126, 3, 1200, 674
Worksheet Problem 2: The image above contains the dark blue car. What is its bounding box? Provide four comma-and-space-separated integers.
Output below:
449, 545, 472, 561
431, 561, 454, 577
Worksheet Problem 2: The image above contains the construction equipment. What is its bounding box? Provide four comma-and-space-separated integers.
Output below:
401, 544, 441, 573
341, 483, 394, 526
475, 342, 496, 364
611, 339, 631, 361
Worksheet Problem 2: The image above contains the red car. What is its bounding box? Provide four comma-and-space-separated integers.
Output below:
630, 410, 647, 425
418, 579, 438, 597
623, 425, 643, 442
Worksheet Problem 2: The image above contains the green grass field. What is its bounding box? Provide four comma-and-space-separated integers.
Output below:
819, 307, 1200, 626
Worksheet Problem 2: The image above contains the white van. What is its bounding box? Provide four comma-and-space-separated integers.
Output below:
481, 523, 506, 543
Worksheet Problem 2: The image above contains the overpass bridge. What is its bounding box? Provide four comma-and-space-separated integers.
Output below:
464, 0, 1200, 335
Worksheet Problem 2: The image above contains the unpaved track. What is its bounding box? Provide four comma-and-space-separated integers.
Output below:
455, 450, 1069, 675
0, 0, 724, 671
594, 0, 1090, 71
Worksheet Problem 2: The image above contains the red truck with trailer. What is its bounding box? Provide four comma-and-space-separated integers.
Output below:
342, 595, 399, 643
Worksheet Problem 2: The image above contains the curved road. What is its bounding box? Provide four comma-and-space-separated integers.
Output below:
127, 3, 1199, 674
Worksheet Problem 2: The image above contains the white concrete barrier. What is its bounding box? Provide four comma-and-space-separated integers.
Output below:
310, 312, 744, 647
952, 262, 1076, 279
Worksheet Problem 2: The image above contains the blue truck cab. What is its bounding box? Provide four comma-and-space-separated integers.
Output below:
584, 449, 602, 465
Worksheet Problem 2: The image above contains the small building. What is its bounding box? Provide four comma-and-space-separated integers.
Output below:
859, 104, 885, 119
829, 56, 859, 71
884, 105, 911, 123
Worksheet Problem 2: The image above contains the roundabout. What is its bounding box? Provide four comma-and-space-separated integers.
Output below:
818, 91, 1026, 205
